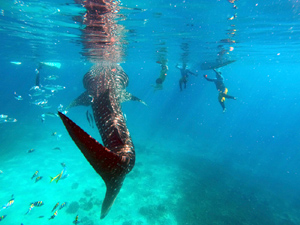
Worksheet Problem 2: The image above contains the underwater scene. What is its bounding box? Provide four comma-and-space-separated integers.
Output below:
1, 0, 300, 224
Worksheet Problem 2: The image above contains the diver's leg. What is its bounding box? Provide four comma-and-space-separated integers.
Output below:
179, 80, 183, 91
223, 94, 236, 100
218, 93, 226, 112
220, 101, 226, 112
35, 70, 40, 87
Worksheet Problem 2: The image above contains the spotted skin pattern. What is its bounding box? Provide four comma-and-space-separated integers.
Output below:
59, 62, 135, 219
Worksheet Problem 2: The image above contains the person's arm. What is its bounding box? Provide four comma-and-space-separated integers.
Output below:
187, 70, 197, 77
203, 74, 215, 82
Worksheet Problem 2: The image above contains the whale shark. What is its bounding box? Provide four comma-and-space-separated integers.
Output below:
58, 62, 138, 219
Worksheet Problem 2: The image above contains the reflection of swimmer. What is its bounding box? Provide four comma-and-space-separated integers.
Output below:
203, 69, 237, 112
152, 61, 168, 91
35, 63, 43, 87
217, 45, 227, 64
176, 63, 197, 91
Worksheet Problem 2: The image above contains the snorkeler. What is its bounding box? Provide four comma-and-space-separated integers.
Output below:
203, 69, 236, 112
152, 61, 168, 91
176, 63, 197, 91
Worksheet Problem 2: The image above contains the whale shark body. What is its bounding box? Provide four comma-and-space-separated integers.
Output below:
59, 62, 135, 219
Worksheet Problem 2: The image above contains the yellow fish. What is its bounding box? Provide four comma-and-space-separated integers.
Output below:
50, 167, 68, 183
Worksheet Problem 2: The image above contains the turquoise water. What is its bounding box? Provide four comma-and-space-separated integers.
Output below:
1, 0, 300, 224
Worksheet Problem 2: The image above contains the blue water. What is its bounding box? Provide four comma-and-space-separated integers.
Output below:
1, 0, 300, 224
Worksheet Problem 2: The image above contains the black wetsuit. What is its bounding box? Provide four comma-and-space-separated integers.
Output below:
177, 66, 195, 91
204, 72, 235, 111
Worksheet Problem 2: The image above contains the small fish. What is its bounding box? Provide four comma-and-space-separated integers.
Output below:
61, 162, 66, 167
57, 104, 64, 111
51, 132, 62, 140
28, 149, 35, 153
50, 167, 68, 183
49, 211, 58, 220
227, 13, 237, 21
86, 110, 91, 126
38, 215, 45, 218
4, 118, 17, 123
43, 112, 58, 118
44, 93, 54, 98
0, 116, 17, 123
31, 171, 39, 179
25, 204, 34, 215
1, 195, 14, 211
41, 114, 46, 123
73, 215, 80, 224
90, 114, 94, 128
44, 85, 66, 92
52, 147, 61, 151
219, 38, 236, 44
44, 75, 59, 81
56, 134, 62, 140
35, 176, 43, 183
31, 201, 44, 207
10, 61, 22, 65
59, 202, 67, 210
86, 110, 94, 128
0, 215, 6, 221
228, 15, 235, 20
52, 202, 59, 212
14, 92, 23, 100
40, 104, 52, 109
29, 86, 41, 91
30, 99, 48, 106
29, 86, 45, 97
40, 62, 61, 69
0, 115, 8, 119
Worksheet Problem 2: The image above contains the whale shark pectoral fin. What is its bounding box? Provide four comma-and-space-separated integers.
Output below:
65, 91, 93, 110
132, 95, 147, 106
120, 91, 147, 106
58, 111, 125, 218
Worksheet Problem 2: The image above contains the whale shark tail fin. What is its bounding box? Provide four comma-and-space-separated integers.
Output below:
58, 111, 125, 219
